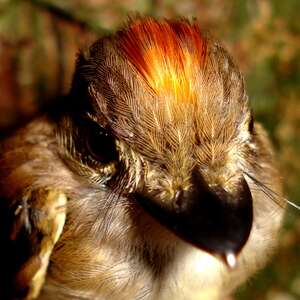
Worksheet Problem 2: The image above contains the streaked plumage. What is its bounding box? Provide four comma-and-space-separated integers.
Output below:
0, 17, 285, 300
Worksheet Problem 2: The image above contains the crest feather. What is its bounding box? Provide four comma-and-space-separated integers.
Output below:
118, 18, 207, 102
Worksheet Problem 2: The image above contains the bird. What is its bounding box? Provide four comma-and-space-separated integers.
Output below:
0, 17, 285, 300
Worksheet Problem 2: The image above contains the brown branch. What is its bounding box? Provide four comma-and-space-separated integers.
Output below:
26, 0, 110, 35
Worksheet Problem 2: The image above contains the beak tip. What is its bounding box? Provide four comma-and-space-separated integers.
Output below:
223, 252, 238, 270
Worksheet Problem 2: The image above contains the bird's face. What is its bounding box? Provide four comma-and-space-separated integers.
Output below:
60, 18, 255, 266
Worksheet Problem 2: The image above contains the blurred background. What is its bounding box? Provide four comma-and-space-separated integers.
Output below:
0, 0, 299, 299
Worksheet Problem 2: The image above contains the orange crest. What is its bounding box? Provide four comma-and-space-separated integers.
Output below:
118, 18, 207, 102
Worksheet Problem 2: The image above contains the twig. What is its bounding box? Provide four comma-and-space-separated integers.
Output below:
26, 0, 110, 35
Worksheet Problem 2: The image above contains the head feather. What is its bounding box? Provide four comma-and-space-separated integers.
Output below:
75, 17, 249, 172
118, 18, 207, 104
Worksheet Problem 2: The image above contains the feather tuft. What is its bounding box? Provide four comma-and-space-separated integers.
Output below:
118, 18, 207, 103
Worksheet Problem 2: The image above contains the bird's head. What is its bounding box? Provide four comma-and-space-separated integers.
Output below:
59, 17, 255, 266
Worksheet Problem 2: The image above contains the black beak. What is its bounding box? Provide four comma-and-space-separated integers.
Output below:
133, 170, 253, 265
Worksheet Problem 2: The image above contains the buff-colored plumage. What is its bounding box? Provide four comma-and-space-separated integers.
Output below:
0, 17, 285, 300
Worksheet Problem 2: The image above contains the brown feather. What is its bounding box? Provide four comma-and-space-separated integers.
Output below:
0, 17, 285, 300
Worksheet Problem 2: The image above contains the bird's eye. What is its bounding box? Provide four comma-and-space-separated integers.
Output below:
85, 121, 118, 165
248, 114, 254, 133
